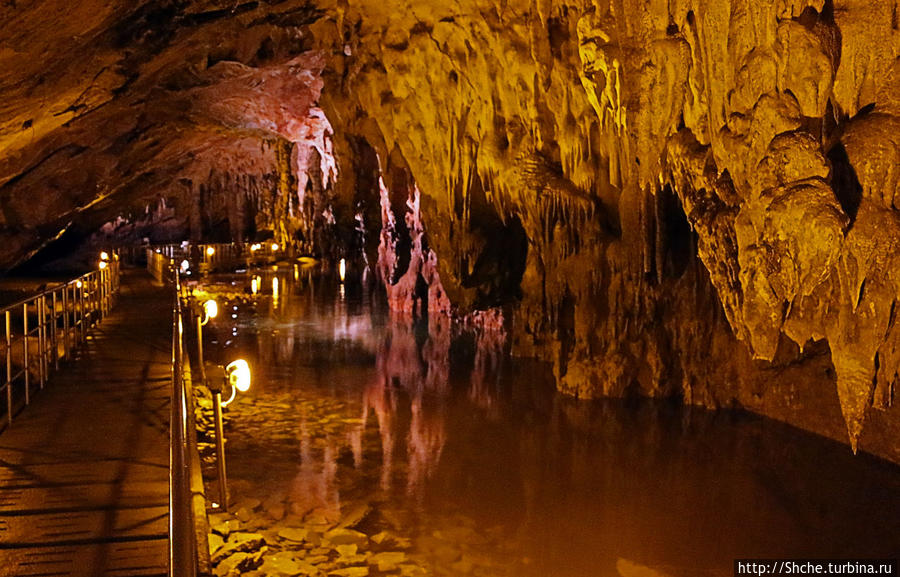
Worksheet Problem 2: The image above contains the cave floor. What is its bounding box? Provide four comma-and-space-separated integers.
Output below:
0, 270, 170, 576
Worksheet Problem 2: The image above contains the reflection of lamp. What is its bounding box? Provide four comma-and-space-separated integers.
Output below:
339, 258, 346, 283
204, 359, 252, 511
272, 277, 279, 300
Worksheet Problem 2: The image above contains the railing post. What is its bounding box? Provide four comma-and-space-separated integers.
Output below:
64, 285, 70, 359
97, 273, 103, 321
91, 275, 97, 326
5, 311, 11, 426
100, 270, 106, 318
22, 302, 29, 405
103, 268, 110, 316
37, 296, 45, 389
52, 291, 59, 371
80, 281, 86, 344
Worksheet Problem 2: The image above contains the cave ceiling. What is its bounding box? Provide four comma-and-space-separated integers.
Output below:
3, 0, 900, 455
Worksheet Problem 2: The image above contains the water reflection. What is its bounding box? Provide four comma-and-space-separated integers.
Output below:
200, 269, 900, 577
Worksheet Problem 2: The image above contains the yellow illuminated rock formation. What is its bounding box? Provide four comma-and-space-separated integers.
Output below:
1, 0, 899, 457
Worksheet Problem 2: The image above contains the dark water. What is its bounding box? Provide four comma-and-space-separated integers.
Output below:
198, 267, 900, 577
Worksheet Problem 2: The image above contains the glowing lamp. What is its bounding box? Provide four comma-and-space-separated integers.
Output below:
272, 277, 279, 299
339, 258, 346, 283
100, 251, 110, 261
226, 359, 251, 392
271, 243, 279, 252
206, 246, 216, 257
203, 299, 218, 321
250, 243, 260, 252
251, 276, 259, 295
76, 280, 83, 289
180, 259, 190, 273
98, 260, 108, 270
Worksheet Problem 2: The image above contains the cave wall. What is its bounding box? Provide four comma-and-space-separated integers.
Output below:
2, 0, 900, 459
0, 0, 327, 268
308, 0, 900, 457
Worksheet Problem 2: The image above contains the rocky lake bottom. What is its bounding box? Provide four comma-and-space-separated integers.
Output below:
186, 271, 900, 577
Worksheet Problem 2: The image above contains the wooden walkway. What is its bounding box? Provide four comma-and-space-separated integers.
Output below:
0, 270, 171, 577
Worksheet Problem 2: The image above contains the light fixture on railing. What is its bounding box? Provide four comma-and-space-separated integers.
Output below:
100, 251, 109, 261
98, 260, 108, 270
204, 358, 252, 511
201, 299, 218, 325
225, 359, 251, 394
219, 358, 251, 407
76, 280, 83, 289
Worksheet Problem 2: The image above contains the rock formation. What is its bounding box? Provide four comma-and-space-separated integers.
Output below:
2, 0, 900, 458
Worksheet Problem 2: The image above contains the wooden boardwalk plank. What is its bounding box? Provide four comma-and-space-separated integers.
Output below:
0, 271, 171, 577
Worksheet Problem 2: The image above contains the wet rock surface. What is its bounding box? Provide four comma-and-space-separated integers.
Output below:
204, 487, 512, 577
4, 0, 900, 460
198, 396, 514, 577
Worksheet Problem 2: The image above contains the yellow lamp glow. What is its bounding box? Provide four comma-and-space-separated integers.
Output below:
339, 258, 346, 283
206, 246, 216, 256
271, 243, 279, 252
203, 299, 218, 319
98, 260, 108, 270
251, 276, 259, 295
250, 243, 260, 252
100, 251, 109, 261
76, 280, 83, 289
180, 259, 190, 272
226, 359, 251, 392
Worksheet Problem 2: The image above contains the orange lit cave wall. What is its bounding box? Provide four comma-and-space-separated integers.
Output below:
2, 0, 900, 461
309, 0, 900, 461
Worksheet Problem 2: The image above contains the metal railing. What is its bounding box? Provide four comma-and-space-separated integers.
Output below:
148, 242, 286, 276
0, 256, 120, 428
168, 259, 199, 577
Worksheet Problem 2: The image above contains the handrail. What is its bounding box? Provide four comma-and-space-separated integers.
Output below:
148, 241, 285, 274
0, 253, 120, 428
167, 258, 199, 577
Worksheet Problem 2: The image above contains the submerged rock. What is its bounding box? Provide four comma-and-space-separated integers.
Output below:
278, 527, 311, 543
208, 533, 225, 557
211, 532, 266, 564
323, 528, 368, 548
327, 567, 369, 577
